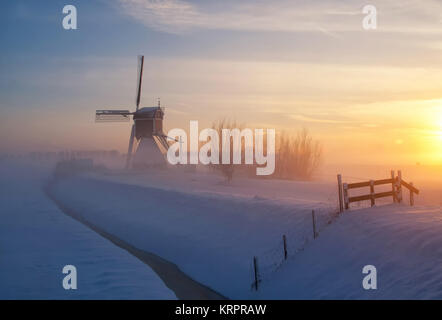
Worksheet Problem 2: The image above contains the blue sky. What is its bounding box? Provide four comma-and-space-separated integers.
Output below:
1, 0, 441, 164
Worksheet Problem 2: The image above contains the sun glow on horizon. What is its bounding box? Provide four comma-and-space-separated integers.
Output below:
417, 102, 442, 164
437, 111, 442, 140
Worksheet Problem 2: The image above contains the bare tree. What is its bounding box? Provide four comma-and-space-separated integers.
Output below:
210, 119, 245, 182
275, 129, 322, 180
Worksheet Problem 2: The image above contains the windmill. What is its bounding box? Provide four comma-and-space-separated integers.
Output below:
95, 55, 170, 169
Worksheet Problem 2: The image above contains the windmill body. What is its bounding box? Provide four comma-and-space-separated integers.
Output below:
132, 135, 166, 168
133, 106, 164, 139
95, 56, 170, 169
131, 106, 169, 168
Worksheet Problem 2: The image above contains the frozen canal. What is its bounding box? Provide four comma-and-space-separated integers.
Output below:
0, 160, 175, 299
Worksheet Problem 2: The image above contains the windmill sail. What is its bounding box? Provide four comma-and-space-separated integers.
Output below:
135, 55, 144, 111
95, 110, 131, 122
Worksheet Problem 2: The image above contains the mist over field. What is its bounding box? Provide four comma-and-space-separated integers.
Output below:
0, 0, 441, 303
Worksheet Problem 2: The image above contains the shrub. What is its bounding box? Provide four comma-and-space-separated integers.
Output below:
210, 119, 245, 182
274, 129, 322, 180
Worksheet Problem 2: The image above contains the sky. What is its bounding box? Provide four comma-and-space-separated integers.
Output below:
1, 0, 441, 166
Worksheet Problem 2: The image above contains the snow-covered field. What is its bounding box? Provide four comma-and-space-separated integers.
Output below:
1, 158, 440, 299
0, 161, 176, 299
260, 204, 442, 299
48, 164, 442, 299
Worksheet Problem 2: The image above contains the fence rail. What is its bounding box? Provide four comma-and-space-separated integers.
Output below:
337, 170, 419, 211
347, 178, 393, 189
401, 180, 419, 194
250, 170, 419, 291
348, 191, 394, 203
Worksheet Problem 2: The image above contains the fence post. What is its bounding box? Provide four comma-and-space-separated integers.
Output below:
370, 180, 375, 207
343, 183, 349, 210
391, 170, 396, 203
397, 170, 403, 203
410, 182, 414, 206
337, 174, 344, 213
283, 235, 287, 260
253, 256, 259, 291
312, 210, 317, 239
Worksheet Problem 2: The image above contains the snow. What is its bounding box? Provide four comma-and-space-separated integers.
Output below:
49, 165, 442, 299
3, 158, 441, 299
51, 174, 329, 299
0, 161, 176, 299
92, 168, 339, 206
259, 204, 442, 299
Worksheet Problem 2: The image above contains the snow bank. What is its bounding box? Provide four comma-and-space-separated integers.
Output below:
259, 204, 442, 299
49, 172, 340, 299
49, 166, 442, 299
0, 161, 176, 299
50, 167, 442, 299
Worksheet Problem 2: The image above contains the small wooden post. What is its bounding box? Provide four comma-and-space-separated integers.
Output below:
337, 174, 344, 213
410, 182, 414, 206
343, 183, 349, 210
253, 256, 259, 291
282, 234, 287, 260
312, 210, 317, 239
391, 170, 396, 203
370, 180, 375, 207
397, 170, 403, 203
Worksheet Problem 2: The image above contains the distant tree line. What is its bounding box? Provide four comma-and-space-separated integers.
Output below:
0, 150, 121, 161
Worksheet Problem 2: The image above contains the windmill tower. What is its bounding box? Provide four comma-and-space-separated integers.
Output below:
95, 55, 170, 168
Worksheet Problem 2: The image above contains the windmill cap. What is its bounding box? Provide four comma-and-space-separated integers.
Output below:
133, 106, 164, 119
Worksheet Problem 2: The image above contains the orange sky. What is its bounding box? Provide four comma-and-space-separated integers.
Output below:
1, 1, 442, 167
2, 58, 441, 166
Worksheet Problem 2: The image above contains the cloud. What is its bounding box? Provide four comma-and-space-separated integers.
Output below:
116, 0, 442, 35
289, 113, 351, 124
116, 0, 361, 34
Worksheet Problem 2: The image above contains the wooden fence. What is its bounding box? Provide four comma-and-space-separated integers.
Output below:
337, 170, 419, 211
